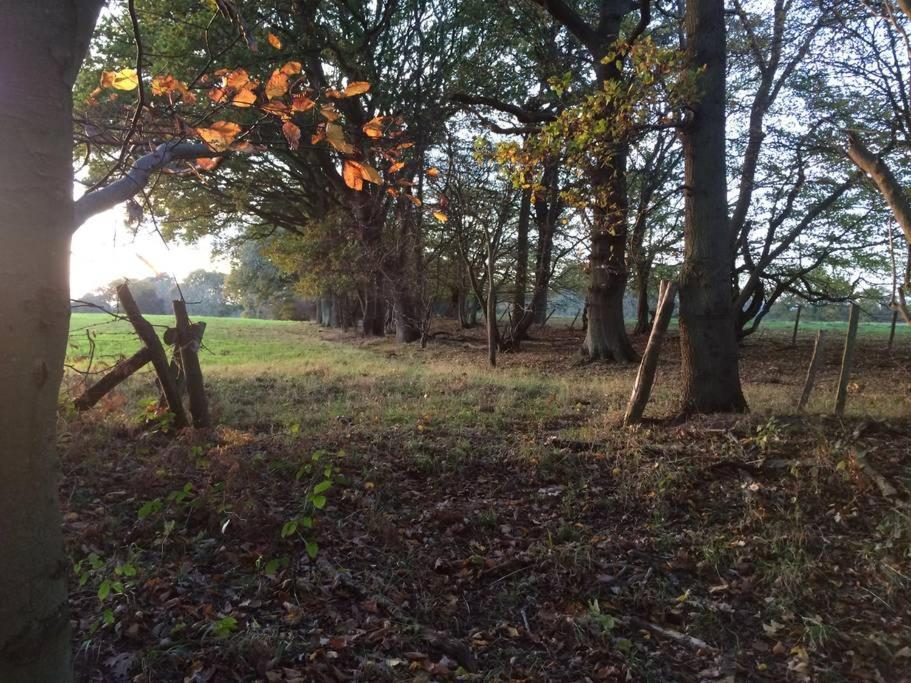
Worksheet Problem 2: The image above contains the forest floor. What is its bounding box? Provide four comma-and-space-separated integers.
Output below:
61, 315, 911, 682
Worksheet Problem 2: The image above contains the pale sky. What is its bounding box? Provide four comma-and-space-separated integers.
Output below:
70, 204, 228, 297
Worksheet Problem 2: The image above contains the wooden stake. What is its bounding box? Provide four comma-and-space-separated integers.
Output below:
623, 280, 678, 426
834, 303, 860, 417
172, 300, 210, 428
796, 330, 826, 413
73, 347, 152, 411
791, 304, 802, 346
117, 284, 188, 428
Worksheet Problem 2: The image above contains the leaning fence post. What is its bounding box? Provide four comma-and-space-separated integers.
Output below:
833, 303, 860, 417
173, 300, 210, 428
791, 304, 802, 346
623, 280, 678, 426
116, 283, 188, 428
796, 330, 826, 413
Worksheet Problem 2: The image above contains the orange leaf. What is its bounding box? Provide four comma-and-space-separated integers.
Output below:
280, 61, 302, 75
343, 160, 364, 191
100, 68, 139, 91
225, 68, 250, 90
232, 88, 257, 107
427, 167, 440, 178
291, 94, 316, 112
311, 130, 326, 145
282, 121, 301, 150
343, 81, 371, 97
325, 88, 344, 99
196, 157, 219, 171
196, 121, 242, 151
406, 194, 422, 207
433, 211, 448, 222
265, 70, 289, 99
326, 123, 355, 154
267, 32, 282, 49
362, 116, 384, 139
208, 87, 229, 104
261, 101, 290, 116
351, 161, 382, 185
388, 161, 405, 174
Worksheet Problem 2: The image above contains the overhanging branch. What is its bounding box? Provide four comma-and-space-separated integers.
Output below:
73, 141, 222, 229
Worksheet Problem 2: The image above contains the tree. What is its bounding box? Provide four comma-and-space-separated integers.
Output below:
677, 0, 748, 413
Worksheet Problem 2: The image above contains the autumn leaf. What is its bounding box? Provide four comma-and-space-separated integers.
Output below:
208, 87, 229, 104
196, 121, 242, 151
311, 129, 326, 145
267, 32, 282, 49
265, 70, 289, 99
326, 123, 355, 155
427, 167, 440, 178
291, 94, 316, 112
343, 81, 371, 97
343, 160, 363, 191
351, 161, 382, 185
362, 116, 384, 139
261, 101, 290, 117
196, 157, 219, 172
101, 68, 139, 91
320, 105, 341, 122
280, 61, 302, 75
388, 161, 405, 174
406, 194, 422, 207
224, 68, 251, 90
325, 88, 343, 99
433, 211, 448, 222
282, 121, 301, 150
232, 88, 257, 107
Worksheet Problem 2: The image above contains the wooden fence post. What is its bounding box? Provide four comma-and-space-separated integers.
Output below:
796, 330, 826, 413
74, 347, 153, 411
117, 284, 188, 428
623, 280, 678, 426
791, 304, 802, 346
834, 303, 860, 417
173, 300, 210, 428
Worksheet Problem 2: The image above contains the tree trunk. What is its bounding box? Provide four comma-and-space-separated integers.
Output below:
391, 282, 421, 343
360, 275, 386, 336
633, 257, 653, 335
678, 0, 748, 414
513, 189, 532, 324
486, 242, 498, 367
0, 2, 101, 679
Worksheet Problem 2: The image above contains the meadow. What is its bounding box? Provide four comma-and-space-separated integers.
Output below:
62, 313, 911, 681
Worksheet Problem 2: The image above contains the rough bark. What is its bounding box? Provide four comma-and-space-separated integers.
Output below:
487, 244, 498, 367
173, 300, 209, 428
834, 303, 860, 416
678, 0, 748, 413
0, 1, 102, 680
633, 257, 653, 335
513, 190, 532, 323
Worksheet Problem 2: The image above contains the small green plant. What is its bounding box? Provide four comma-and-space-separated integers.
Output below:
72, 552, 140, 632
280, 450, 339, 560
587, 599, 617, 636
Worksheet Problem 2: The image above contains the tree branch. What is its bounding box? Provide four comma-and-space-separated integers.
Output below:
74, 141, 221, 229
846, 129, 911, 246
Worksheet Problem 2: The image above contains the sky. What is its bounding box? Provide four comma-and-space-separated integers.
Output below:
70, 203, 228, 296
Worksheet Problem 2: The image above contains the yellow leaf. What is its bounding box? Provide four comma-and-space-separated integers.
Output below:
265, 70, 289, 99
362, 116, 384, 138
282, 120, 301, 150
343, 81, 371, 97
267, 32, 282, 49
388, 161, 405, 174
433, 211, 448, 222
342, 160, 363, 191
326, 123, 355, 155
196, 120, 242, 152
101, 68, 139, 91
280, 61, 302, 75
232, 88, 257, 107
352, 161, 382, 185
291, 94, 316, 112
427, 167, 440, 178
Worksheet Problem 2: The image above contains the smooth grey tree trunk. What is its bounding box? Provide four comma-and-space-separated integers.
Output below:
0, 2, 102, 680
678, 0, 748, 413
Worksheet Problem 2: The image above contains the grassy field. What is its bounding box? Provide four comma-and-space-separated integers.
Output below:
62, 313, 911, 681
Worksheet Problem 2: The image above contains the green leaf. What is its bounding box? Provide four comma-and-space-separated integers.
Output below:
98, 580, 112, 601
310, 494, 327, 510
103, 609, 115, 625
306, 540, 319, 559
281, 520, 298, 538
313, 480, 332, 495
